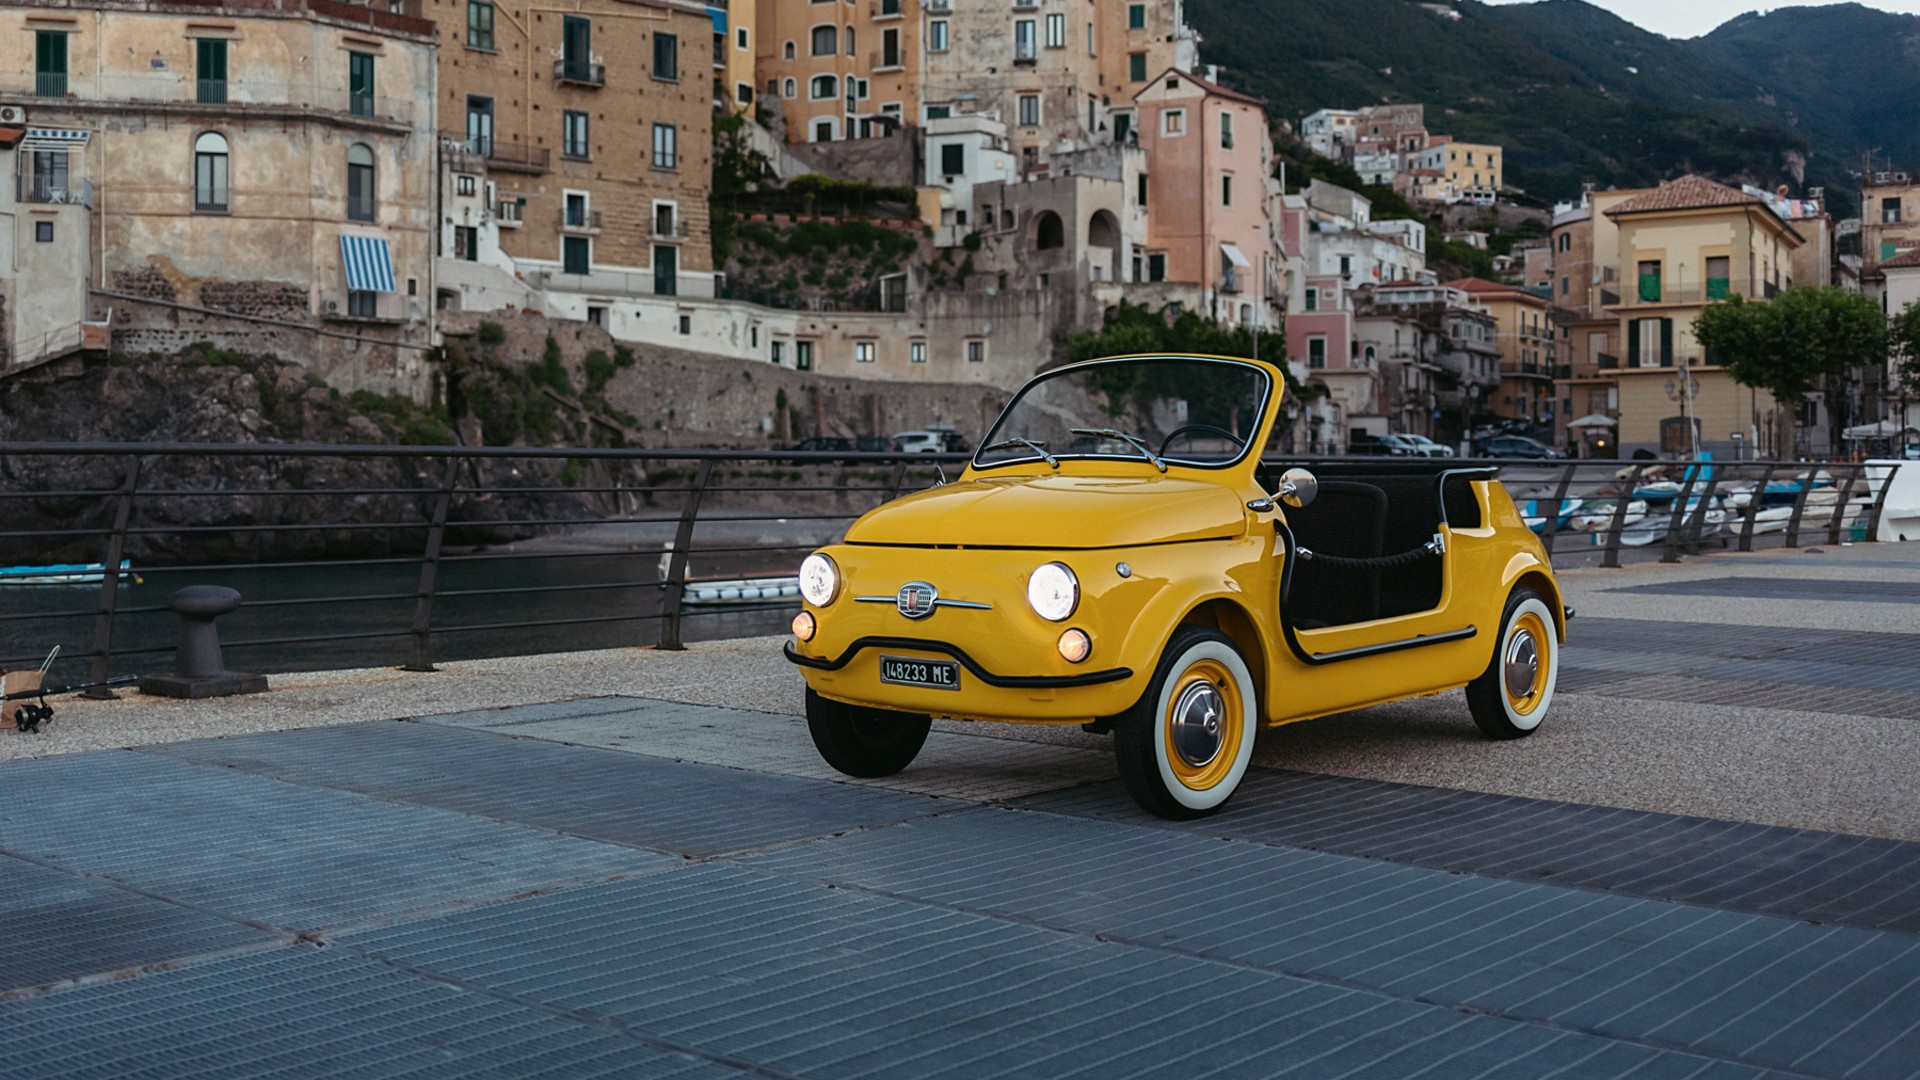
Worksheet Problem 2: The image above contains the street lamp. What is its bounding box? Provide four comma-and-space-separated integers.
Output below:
1665, 367, 1701, 459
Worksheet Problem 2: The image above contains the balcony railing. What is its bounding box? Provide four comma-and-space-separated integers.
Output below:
495, 201, 523, 226
651, 218, 686, 239
197, 78, 227, 105
36, 72, 67, 98
1597, 352, 1619, 369
471, 139, 550, 173
350, 89, 374, 117
15, 175, 90, 207
1219, 269, 1242, 293
319, 290, 405, 323
554, 60, 605, 87
1616, 287, 1746, 308
561, 209, 603, 232
1013, 42, 1036, 63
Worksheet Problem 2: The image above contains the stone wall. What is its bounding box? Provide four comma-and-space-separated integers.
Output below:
784, 130, 918, 188
200, 282, 311, 323
109, 298, 432, 401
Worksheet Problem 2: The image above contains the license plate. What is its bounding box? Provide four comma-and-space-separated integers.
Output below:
879, 655, 960, 691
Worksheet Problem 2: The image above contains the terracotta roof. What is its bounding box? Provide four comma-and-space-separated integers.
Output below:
1603, 175, 1764, 217
1135, 67, 1265, 107
1882, 248, 1920, 270
0, 127, 22, 150
1446, 276, 1545, 305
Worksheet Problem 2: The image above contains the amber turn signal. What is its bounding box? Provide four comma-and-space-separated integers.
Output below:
1057, 628, 1091, 663
791, 611, 817, 642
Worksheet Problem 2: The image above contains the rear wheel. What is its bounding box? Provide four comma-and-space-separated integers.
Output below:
806, 689, 932, 777
1466, 588, 1559, 739
1114, 628, 1258, 819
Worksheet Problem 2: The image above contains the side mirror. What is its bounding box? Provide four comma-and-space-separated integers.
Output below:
1278, 467, 1318, 509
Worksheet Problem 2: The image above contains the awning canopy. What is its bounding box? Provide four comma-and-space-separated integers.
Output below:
1568, 413, 1617, 429
340, 235, 395, 293
20, 127, 89, 153
1220, 242, 1250, 268
706, 6, 726, 33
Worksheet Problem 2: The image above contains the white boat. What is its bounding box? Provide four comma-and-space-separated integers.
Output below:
1568, 499, 1647, 534
0, 560, 137, 586
682, 576, 801, 605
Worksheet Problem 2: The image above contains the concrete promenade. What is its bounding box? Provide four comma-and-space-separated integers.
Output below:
2, 542, 1918, 1077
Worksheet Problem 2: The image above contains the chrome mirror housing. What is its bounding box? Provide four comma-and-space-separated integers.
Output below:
1278, 467, 1318, 509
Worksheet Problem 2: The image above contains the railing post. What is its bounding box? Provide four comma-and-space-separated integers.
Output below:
403, 456, 461, 673
1738, 464, 1775, 552
658, 459, 715, 651
1681, 469, 1724, 555
1826, 462, 1864, 546
1864, 462, 1901, 542
1539, 461, 1577, 562
1783, 468, 1818, 548
885, 461, 909, 502
1601, 464, 1645, 569
1660, 464, 1703, 563
85, 455, 143, 697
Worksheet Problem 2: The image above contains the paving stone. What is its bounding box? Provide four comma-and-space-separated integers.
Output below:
0, 750, 665, 934
145, 719, 950, 858
1017, 769, 1920, 933
1603, 576, 1920, 602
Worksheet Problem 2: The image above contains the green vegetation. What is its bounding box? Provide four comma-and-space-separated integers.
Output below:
476, 320, 506, 346
345, 389, 456, 445
528, 336, 575, 396
1695, 287, 1887, 450
1064, 301, 1305, 400
1891, 301, 1920, 393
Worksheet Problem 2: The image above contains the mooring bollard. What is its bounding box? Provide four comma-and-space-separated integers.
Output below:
138, 585, 269, 699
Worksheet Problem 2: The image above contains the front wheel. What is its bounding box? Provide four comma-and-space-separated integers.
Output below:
1113, 628, 1259, 819
806, 689, 932, 777
1466, 588, 1559, 739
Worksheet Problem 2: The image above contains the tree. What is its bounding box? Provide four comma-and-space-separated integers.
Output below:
1064, 302, 1294, 386
1891, 299, 1920, 392
1694, 286, 1885, 455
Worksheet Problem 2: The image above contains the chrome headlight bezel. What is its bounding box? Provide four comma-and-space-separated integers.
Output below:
1026, 562, 1079, 622
798, 553, 840, 606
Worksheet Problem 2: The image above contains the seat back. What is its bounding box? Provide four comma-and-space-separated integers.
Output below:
1285, 480, 1387, 628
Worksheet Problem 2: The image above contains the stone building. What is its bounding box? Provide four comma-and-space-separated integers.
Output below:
425, 0, 719, 318
921, 0, 1107, 164
1095, 0, 1198, 145
2, 0, 438, 391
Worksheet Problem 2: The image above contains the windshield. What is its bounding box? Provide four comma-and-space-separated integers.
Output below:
975, 357, 1272, 470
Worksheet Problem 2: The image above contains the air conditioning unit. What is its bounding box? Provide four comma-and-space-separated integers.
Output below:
0, 106, 25, 124
324, 300, 339, 313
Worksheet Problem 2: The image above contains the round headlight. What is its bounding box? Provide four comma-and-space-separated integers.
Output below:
1027, 562, 1079, 622
798, 553, 840, 606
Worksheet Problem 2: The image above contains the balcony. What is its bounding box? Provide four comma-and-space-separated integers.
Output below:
36, 72, 67, 98
495, 201, 523, 227
16, 174, 90, 207
651, 217, 686, 240
561, 208, 603, 233
1219, 269, 1242, 293
924, 0, 949, 10
350, 89, 374, 117
1614, 286, 1739, 309
1597, 352, 1619, 370
554, 59, 605, 87
871, 0, 902, 17
1013, 42, 1036, 63
320, 290, 405, 323
197, 78, 226, 105
471, 139, 550, 174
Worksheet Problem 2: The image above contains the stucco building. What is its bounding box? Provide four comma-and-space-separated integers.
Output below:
757, 0, 917, 143
1449, 277, 1555, 429
3, 0, 438, 390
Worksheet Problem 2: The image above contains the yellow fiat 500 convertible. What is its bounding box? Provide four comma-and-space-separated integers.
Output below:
784, 354, 1566, 819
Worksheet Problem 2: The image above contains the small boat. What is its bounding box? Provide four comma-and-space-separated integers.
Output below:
1568, 499, 1647, 534
0, 560, 138, 586
682, 576, 801, 605
1521, 497, 1587, 534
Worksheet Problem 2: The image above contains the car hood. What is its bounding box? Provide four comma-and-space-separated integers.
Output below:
846, 473, 1248, 549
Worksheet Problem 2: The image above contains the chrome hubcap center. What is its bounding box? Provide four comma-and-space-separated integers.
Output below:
1171, 681, 1225, 768
1505, 629, 1540, 700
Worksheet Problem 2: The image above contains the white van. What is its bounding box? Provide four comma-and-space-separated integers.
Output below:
893, 431, 944, 453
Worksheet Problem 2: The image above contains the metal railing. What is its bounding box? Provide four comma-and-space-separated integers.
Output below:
0, 444, 1901, 690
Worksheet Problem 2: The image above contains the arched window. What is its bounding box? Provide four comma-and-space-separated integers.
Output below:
810, 25, 835, 56
783, 77, 796, 99
1035, 210, 1064, 250
810, 74, 836, 100
347, 143, 376, 222
194, 131, 229, 212
844, 26, 855, 55
783, 40, 795, 60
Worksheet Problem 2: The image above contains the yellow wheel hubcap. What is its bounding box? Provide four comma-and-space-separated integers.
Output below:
1163, 658, 1241, 790
1503, 611, 1550, 715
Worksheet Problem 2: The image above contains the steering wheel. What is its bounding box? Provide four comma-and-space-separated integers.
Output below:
1157, 423, 1248, 457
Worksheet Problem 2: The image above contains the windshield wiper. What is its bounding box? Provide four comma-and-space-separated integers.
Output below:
980, 437, 1058, 468
1070, 428, 1167, 473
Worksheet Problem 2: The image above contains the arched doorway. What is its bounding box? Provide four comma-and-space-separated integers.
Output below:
1034, 210, 1065, 251
1087, 210, 1120, 282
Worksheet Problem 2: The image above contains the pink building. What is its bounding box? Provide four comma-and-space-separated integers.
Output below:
1132, 69, 1277, 326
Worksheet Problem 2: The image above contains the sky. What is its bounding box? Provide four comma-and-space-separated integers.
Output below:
1483, 0, 1920, 38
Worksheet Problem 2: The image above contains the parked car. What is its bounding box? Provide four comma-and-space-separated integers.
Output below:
1348, 434, 1420, 456
783, 437, 855, 464
1476, 435, 1564, 460
786, 353, 1567, 819
1404, 434, 1456, 458
893, 431, 945, 454
855, 436, 901, 454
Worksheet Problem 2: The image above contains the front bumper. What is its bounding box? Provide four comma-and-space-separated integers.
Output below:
783, 637, 1132, 689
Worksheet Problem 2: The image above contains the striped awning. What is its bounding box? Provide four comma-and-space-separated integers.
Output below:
340, 235, 395, 293
20, 127, 89, 152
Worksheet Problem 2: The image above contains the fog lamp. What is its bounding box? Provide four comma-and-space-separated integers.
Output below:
1057, 628, 1091, 663
791, 611, 817, 641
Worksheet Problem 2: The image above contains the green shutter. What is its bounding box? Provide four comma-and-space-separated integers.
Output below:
1659, 319, 1672, 366
1628, 319, 1641, 366
1885, 242, 1900, 262
1706, 277, 1729, 300
1638, 272, 1661, 303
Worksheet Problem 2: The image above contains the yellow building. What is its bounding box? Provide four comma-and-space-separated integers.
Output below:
1602, 174, 1801, 456
1443, 141, 1501, 199
755, 0, 917, 143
